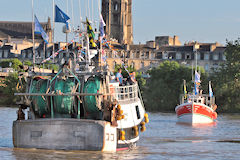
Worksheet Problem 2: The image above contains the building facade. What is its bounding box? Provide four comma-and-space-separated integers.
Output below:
0, 18, 52, 55
102, 0, 133, 45
105, 37, 226, 73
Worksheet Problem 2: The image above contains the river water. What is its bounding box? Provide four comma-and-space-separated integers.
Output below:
0, 107, 240, 160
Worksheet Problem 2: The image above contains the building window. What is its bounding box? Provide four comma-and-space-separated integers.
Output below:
176, 53, 182, 60
197, 53, 200, 60
136, 51, 140, 58
114, 2, 118, 11
186, 54, 191, 60
213, 63, 219, 69
141, 62, 144, 68
130, 51, 134, 58
150, 52, 155, 59
156, 52, 162, 59
28, 52, 32, 58
131, 61, 135, 68
200, 52, 204, 60
4, 50, 8, 58
213, 54, 219, 60
140, 52, 145, 58
150, 62, 153, 68
146, 51, 149, 59
222, 54, 226, 61
204, 53, 209, 60
163, 52, 168, 60
113, 61, 117, 70
0, 50, 2, 58
205, 64, 209, 71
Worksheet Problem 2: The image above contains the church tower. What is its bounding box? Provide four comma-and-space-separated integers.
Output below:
102, 0, 133, 45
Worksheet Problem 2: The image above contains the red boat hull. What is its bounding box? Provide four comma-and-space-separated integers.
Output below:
175, 103, 217, 124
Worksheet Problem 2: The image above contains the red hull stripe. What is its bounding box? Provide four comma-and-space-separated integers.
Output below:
116, 147, 129, 151
176, 104, 214, 119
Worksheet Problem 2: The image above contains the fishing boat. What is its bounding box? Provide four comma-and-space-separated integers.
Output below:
175, 54, 218, 124
12, 2, 148, 152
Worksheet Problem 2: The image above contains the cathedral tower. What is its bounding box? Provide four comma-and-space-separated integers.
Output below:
102, 0, 133, 45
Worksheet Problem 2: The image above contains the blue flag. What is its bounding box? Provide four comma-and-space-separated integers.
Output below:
195, 71, 201, 84
194, 83, 199, 95
99, 14, 106, 39
34, 15, 49, 44
55, 5, 70, 29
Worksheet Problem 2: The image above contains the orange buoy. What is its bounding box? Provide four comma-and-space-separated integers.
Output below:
117, 116, 122, 120
117, 105, 121, 110
141, 126, 146, 132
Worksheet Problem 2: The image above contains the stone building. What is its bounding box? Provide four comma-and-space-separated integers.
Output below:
0, 18, 52, 56
102, 0, 133, 45
100, 0, 225, 73
155, 35, 181, 48
105, 38, 226, 73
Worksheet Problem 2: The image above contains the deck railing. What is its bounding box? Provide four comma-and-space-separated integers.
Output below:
180, 94, 215, 107
110, 83, 139, 102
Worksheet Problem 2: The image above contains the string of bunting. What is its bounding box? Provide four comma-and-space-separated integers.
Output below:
41, 33, 83, 63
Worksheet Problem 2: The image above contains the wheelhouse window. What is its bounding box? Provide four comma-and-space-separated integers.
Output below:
114, 2, 118, 11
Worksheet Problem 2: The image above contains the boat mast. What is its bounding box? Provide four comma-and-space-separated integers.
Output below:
191, 61, 193, 82
193, 49, 198, 96
66, 0, 69, 52
52, 0, 55, 64
195, 50, 197, 73
98, 0, 102, 69
31, 0, 35, 68
78, 0, 82, 30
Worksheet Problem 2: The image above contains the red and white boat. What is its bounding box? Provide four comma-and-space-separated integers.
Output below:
175, 94, 218, 124
175, 68, 218, 124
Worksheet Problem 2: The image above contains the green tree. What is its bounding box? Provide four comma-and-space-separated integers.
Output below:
23, 60, 33, 66
0, 59, 23, 71
143, 61, 207, 112
211, 40, 240, 112
114, 64, 135, 78
0, 72, 20, 105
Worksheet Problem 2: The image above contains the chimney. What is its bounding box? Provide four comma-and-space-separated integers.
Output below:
173, 35, 179, 46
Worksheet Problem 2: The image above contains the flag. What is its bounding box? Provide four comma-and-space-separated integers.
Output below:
55, 5, 70, 29
86, 18, 96, 48
209, 82, 213, 97
183, 80, 187, 99
194, 83, 199, 95
34, 15, 49, 44
99, 14, 106, 39
195, 71, 201, 84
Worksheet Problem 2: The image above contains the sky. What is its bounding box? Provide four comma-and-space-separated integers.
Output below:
1, 0, 240, 45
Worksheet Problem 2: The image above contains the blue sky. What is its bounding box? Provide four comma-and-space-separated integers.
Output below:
1, 0, 240, 45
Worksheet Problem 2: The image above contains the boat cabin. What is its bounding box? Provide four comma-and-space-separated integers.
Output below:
180, 94, 215, 108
